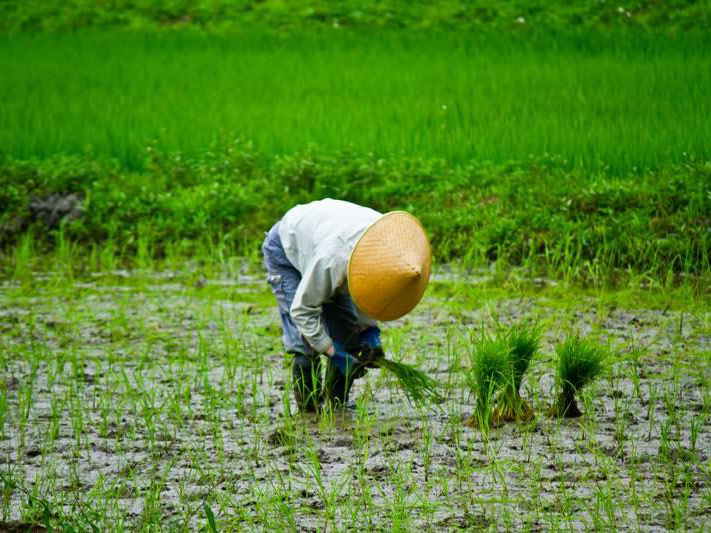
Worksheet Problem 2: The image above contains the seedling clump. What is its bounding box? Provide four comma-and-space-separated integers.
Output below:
468, 335, 509, 431
498, 325, 540, 422
552, 336, 607, 418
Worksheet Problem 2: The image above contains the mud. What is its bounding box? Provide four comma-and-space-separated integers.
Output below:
1, 193, 84, 242
0, 272, 710, 530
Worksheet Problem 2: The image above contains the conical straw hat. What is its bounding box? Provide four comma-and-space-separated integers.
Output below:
348, 211, 431, 321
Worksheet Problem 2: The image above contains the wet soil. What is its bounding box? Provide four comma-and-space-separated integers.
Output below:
1, 271, 710, 530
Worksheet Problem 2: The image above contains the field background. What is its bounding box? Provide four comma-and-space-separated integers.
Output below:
3, 0, 711, 33
1, 0, 710, 284
2, 30, 710, 170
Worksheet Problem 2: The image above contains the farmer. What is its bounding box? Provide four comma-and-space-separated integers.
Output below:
262, 199, 431, 411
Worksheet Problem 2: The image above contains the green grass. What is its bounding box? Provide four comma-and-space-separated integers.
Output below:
2, 150, 710, 284
1, 29, 710, 171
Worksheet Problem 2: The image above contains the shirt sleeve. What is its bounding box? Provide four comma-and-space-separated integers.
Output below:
289, 254, 346, 354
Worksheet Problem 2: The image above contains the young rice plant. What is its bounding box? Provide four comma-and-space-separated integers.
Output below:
360, 346, 441, 407
467, 334, 509, 431
497, 324, 540, 422
552, 336, 608, 418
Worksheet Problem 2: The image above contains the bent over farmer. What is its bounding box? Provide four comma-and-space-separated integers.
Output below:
262, 199, 431, 411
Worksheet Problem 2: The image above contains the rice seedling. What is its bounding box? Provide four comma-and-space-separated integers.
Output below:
371, 358, 441, 406
466, 335, 510, 431
359, 347, 441, 407
551, 336, 608, 418
496, 324, 540, 422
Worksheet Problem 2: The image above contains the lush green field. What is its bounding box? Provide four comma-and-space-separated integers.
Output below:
1, 30, 710, 171
0, 14, 710, 281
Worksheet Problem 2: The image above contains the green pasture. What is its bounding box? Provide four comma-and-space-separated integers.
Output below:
1, 29, 710, 171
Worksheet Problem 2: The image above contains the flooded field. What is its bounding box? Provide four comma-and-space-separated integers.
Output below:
1, 270, 710, 530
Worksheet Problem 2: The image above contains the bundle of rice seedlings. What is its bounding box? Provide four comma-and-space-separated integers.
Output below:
372, 358, 442, 406
497, 325, 540, 422
359, 346, 441, 407
551, 336, 607, 418
467, 335, 510, 431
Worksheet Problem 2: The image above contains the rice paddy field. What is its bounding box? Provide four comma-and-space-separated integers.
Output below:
2, 268, 711, 530
1, 1, 711, 530
1, 30, 710, 170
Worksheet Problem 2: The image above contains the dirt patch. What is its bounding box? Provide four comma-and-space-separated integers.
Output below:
1, 193, 84, 242
29, 193, 84, 229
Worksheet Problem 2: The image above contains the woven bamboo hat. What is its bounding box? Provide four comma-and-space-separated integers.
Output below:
348, 211, 431, 321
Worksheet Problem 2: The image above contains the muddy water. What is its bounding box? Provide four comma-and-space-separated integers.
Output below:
1, 272, 710, 530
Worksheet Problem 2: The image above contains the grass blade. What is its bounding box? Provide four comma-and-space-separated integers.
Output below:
204, 502, 218, 533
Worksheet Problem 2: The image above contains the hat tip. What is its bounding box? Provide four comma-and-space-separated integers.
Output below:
403, 265, 421, 279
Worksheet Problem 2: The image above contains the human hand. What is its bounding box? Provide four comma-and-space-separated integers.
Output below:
359, 326, 381, 349
359, 326, 384, 367
329, 342, 368, 379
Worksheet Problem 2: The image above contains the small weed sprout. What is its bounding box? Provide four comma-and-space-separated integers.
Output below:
552, 336, 607, 418
498, 325, 540, 422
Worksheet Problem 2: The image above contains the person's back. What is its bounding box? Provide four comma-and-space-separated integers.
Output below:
277, 198, 381, 277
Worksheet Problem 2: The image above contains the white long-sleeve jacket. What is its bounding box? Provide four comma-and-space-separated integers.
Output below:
278, 198, 381, 353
